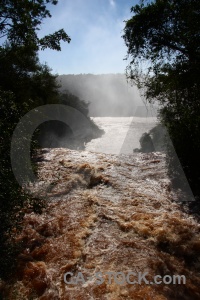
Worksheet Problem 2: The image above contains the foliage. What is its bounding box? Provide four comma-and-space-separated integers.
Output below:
0, 44, 60, 107
123, 0, 200, 197
123, 0, 200, 83
0, 0, 70, 50
59, 90, 104, 140
0, 90, 26, 279
59, 90, 89, 117
0, 0, 70, 281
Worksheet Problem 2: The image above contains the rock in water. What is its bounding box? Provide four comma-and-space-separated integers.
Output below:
140, 132, 155, 153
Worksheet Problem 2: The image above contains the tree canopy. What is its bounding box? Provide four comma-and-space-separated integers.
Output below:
0, 0, 70, 50
0, 0, 71, 107
123, 0, 200, 90
124, 0, 200, 58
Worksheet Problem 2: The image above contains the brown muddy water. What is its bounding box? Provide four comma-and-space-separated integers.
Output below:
2, 146, 200, 299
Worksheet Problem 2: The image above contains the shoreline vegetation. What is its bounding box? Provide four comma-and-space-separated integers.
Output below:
33, 102, 105, 151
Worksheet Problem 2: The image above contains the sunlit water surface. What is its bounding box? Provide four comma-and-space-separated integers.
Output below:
85, 117, 158, 154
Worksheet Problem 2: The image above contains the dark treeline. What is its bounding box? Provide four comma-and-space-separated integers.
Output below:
0, 0, 101, 282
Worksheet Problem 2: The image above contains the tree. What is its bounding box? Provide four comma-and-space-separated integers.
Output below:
0, 0, 70, 50
0, 1, 70, 104
123, 0, 200, 89
0, 0, 71, 108
59, 91, 90, 117
0, 0, 70, 280
123, 0, 200, 198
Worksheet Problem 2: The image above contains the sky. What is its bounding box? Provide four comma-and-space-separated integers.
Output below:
38, 0, 138, 75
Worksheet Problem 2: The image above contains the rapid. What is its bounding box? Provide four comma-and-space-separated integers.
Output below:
2, 118, 200, 299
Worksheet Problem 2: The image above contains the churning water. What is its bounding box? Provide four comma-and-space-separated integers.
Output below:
3, 118, 198, 299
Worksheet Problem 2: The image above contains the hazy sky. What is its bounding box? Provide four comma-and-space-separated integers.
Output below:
38, 0, 138, 75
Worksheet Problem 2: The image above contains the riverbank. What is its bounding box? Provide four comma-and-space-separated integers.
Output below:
1, 148, 200, 299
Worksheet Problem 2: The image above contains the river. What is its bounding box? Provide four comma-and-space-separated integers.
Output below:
85, 117, 158, 155
4, 116, 199, 299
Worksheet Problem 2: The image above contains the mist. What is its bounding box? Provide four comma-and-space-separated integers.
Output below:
57, 74, 158, 117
